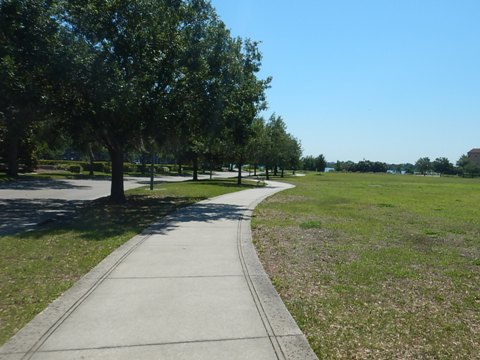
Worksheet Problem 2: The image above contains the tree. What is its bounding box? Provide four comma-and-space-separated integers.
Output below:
457, 154, 480, 177
315, 154, 326, 172
302, 155, 315, 171
334, 161, 342, 172
285, 135, 302, 175
260, 114, 286, 179
0, 0, 60, 176
222, 38, 270, 185
58, 0, 183, 202
415, 157, 431, 175
171, 4, 232, 181
432, 157, 455, 175
246, 117, 266, 176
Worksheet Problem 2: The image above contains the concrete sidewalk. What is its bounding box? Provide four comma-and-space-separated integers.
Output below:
0, 181, 318, 360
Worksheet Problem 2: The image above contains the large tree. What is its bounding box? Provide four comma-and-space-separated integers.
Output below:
415, 157, 431, 175
315, 154, 327, 172
246, 117, 266, 176
432, 157, 455, 175
223, 39, 270, 184
0, 0, 60, 176
170, 2, 232, 181
59, 0, 182, 202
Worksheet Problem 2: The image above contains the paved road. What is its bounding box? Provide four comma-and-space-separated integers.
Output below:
0, 172, 241, 236
0, 181, 317, 360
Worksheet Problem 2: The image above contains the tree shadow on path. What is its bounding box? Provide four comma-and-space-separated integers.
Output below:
0, 178, 91, 191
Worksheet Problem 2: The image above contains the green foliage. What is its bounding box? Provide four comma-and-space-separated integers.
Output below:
251, 114, 302, 178
432, 157, 456, 175
1, 0, 296, 196
334, 159, 388, 173
457, 154, 480, 177
81, 162, 109, 173
0, 0, 61, 176
303, 154, 327, 172
68, 165, 81, 173
415, 157, 432, 175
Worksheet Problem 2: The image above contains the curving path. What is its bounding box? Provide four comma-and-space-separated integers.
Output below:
0, 181, 318, 360
0, 172, 240, 235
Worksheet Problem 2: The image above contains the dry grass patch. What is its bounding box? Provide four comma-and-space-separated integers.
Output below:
253, 173, 480, 359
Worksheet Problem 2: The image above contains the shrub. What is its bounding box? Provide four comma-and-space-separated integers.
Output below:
68, 165, 82, 173
80, 162, 109, 173
123, 163, 136, 173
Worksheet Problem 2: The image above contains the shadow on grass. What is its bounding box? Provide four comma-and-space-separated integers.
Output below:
9, 195, 194, 242
5, 178, 257, 241
10, 192, 250, 242
0, 198, 86, 236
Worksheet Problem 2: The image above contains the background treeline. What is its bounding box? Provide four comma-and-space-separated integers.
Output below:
306, 155, 480, 177
0, 0, 301, 201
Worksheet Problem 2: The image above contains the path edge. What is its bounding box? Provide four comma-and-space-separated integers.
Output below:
240, 181, 319, 360
1, 180, 319, 360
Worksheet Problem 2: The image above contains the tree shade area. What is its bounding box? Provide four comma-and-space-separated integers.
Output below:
0, 0, 301, 201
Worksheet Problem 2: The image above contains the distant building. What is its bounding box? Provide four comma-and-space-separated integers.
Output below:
468, 148, 480, 166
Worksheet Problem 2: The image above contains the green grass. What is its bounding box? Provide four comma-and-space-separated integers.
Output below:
253, 173, 480, 359
0, 178, 260, 345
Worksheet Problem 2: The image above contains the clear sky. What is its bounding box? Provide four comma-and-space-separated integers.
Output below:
210, 0, 480, 164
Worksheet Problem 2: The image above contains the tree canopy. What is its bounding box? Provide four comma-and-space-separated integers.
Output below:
2, 0, 304, 201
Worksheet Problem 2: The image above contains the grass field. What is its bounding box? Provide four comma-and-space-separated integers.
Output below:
0, 178, 259, 345
253, 173, 479, 359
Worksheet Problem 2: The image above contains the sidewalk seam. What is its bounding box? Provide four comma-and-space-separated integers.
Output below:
26, 335, 272, 355
19, 232, 154, 360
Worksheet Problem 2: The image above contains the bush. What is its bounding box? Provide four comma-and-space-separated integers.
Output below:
68, 165, 82, 173
123, 163, 136, 173
79, 162, 109, 173
55, 163, 70, 171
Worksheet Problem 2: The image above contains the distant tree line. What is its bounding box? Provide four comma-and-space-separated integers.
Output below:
301, 154, 326, 172
329, 160, 390, 173
322, 156, 480, 177
0, 0, 302, 202
415, 156, 480, 177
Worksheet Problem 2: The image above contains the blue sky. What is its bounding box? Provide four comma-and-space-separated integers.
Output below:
210, 0, 480, 164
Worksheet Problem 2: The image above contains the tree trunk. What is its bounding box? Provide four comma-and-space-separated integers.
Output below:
177, 161, 182, 174
88, 143, 95, 177
281, 168, 284, 178
274, 165, 278, 176
237, 163, 242, 185
6, 133, 20, 177
254, 164, 257, 177
108, 147, 125, 203
150, 152, 155, 191
192, 156, 198, 181
266, 166, 270, 180
141, 152, 147, 175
